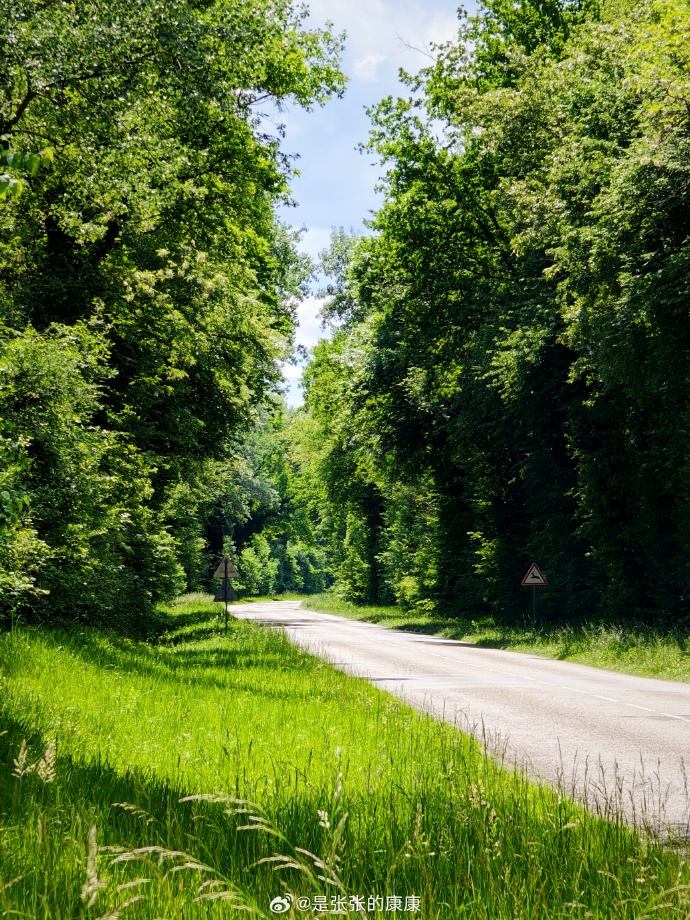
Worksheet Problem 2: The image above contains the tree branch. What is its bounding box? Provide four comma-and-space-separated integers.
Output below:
5, 85, 37, 131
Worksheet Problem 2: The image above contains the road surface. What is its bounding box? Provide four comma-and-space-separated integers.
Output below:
234, 601, 690, 833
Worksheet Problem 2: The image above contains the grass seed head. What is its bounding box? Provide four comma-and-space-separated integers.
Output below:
81, 825, 107, 908
12, 739, 33, 778
36, 739, 57, 783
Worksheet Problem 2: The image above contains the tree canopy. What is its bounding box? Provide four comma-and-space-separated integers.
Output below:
299, 0, 690, 622
0, 0, 343, 625
5, 0, 690, 626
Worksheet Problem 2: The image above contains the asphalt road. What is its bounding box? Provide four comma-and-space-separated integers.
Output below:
233, 601, 690, 832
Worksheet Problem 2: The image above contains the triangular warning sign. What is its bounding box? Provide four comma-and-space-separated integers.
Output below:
521, 563, 547, 586
213, 556, 239, 579
214, 583, 238, 602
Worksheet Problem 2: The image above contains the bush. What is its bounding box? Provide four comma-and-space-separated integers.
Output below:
0, 325, 185, 628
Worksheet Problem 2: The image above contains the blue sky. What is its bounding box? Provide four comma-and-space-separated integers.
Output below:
276, 0, 476, 404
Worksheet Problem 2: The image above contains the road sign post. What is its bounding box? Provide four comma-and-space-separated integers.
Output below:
224, 556, 228, 632
213, 556, 239, 631
521, 563, 547, 624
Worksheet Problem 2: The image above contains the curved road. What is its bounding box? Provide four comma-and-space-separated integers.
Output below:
234, 601, 690, 833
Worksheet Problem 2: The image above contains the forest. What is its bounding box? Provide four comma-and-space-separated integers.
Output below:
0, 0, 340, 628
2, 0, 690, 627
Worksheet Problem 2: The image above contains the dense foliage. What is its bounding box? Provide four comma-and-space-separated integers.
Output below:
6, 0, 690, 626
302, 0, 690, 622
225, 405, 330, 597
0, 0, 343, 625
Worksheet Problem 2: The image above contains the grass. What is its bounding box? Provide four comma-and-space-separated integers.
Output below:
1, 594, 690, 918
303, 594, 690, 684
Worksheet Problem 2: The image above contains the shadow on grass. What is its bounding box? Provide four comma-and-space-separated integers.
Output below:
157, 607, 220, 633
0, 708, 327, 916
360, 608, 690, 655
388, 620, 458, 636
472, 637, 513, 649
11, 618, 323, 702
159, 622, 228, 645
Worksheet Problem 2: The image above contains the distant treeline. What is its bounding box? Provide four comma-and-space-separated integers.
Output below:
0, 0, 342, 626
298, 0, 690, 622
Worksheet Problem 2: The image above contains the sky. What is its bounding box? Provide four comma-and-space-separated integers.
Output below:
275, 0, 476, 404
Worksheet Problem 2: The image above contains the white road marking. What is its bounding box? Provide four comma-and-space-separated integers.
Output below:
315, 620, 690, 725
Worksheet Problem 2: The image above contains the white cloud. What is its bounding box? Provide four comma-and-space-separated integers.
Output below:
280, 296, 331, 407
306, 0, 462, 83
354, 54, 387, 82
295, 295, 328, 351
275, 0, 471, 407
279, 362, 304, 407
281, 362, 304, 383
300, 226, 333, 261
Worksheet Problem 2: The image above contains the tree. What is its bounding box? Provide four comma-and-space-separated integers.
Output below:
302, 0, 690, 622
0, 0, 344, 623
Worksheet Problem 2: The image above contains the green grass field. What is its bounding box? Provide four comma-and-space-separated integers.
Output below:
303, 594, 690, 684
2, 594, 690, 919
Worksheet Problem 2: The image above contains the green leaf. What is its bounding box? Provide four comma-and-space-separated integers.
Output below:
25, 153, 41, 176
8, 178, 23, 198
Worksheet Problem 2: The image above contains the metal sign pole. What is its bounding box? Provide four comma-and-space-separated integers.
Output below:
213, 555, 239, 615
521, 563, 546, 626
224, 556, 229, 632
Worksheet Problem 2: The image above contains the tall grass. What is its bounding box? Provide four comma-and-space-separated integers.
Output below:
304, 594, 690, 683
1, 595, 689, 918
